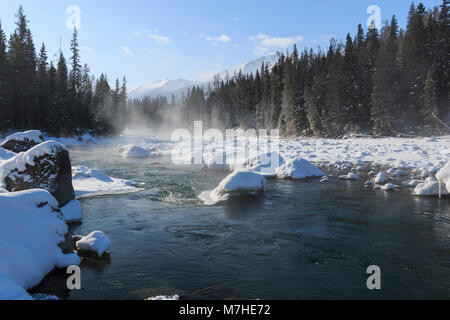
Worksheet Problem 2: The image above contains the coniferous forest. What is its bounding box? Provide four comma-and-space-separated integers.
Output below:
1, 2, 449, 138
131, 1, 449, 137
0, 6, 127, 136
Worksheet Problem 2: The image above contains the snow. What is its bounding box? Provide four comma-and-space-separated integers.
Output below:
276, 158, 324, 179
0, 148, 16, 162
61, 200, 82, 223
0, 141, 67, 183
403, 180, 421, 188
199, 170, 266, 205
436, 161, 450, 193
413, 181, 449, 196
339, 172, 359, 180
374, 172, 387, 184
146, 295, 180, 301
241, 151, 285, 177
1, 130, 43, 145
72, 165, 144, 198
381, 183, 398, 191
75, 231, 111, 257
0, 189, 79, 300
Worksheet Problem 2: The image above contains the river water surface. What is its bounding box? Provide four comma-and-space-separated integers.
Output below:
36, 146, 450, 300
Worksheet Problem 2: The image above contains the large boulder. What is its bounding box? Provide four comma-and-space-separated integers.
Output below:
0, 130, 44, 153
199, 170, 267, 205
0, 141, 75, 206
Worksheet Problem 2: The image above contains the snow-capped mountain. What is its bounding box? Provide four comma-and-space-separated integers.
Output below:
215, 55, 279, 80
129, 79, 200, 100
129, 55, 279, 100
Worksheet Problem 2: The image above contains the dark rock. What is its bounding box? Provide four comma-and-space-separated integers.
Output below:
1, 141, 75, 206
0, 130, 44, 153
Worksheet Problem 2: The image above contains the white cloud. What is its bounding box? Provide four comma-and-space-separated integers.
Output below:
205, 34, 231, 46
148, 34, 171, 45
121, 46, 134, 56
250, 33, 304, 55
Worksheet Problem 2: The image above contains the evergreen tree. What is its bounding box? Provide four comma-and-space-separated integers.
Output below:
371, 16, 402, 135
0, 21, 12, 127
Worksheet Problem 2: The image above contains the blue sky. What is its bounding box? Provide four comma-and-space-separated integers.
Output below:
0, 0, 442, 89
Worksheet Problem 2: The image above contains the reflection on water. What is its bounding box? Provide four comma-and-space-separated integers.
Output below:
39, 147, 450, 299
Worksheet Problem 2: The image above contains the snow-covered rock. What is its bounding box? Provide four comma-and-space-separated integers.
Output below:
425, 176, 437, 183
72, 165, 144, 198
381, 183, 398, 191
243, 151, 285, 177
374, 172, 387, 184
436, 161, 450, 193
146, 295, 180, 301
339, 172, 359, 180
120, 145, 160, 158
413, 181, 448, 196
0, 189, 80, 300
60, 199, 82, 223
199, 170, 266, 205
0, 141, 75, 206
276, 158, 324, 180
403, 179, 421, 188
75, 231, 111, 258
0, 130, 44, 153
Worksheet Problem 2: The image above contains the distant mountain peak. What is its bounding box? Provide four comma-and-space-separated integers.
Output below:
129, 55, 279, 100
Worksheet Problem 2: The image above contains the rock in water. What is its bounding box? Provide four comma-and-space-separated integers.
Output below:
75, 231, 111, 258
198, 170, 267, 205
0, 141, 75, 206
0, 130, 44, 153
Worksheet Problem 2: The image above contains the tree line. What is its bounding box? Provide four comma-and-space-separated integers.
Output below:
0, 6, 127, 136
131, 1, 448, 137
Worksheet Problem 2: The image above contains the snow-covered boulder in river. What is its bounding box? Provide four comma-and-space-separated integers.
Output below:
199, 170, 267, 205
74, 231, 111, 258
0, 130, 44, 153
436, 161, 450, 194
72, 165, 144, 198
374, 172, 387, 184
242, 151, 285, 177
0, 141, 75, 206
413, 181, 448, 196
0, 189, 80, 300
276, 158, 324, 180
60, 199, 82, 223
120, 145, 160, 158
339, 172, 359, 181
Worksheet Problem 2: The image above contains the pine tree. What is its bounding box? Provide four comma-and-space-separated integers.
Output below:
371, 16, 402, 135
36, 43, 49, 129
403, 3, 429, 129
56, 51, 70, 134
8, 6, 37, 128
0, 21, 12, 127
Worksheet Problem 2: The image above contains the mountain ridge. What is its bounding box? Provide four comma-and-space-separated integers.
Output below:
129, 55, 279, 100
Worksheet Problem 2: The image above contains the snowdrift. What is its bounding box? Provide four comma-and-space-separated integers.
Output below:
0, 189, 80, 300
72, 165, 144, 198
276, 158, 324, 180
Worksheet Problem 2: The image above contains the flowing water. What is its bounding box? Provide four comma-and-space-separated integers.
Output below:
34, 146, 450, 300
